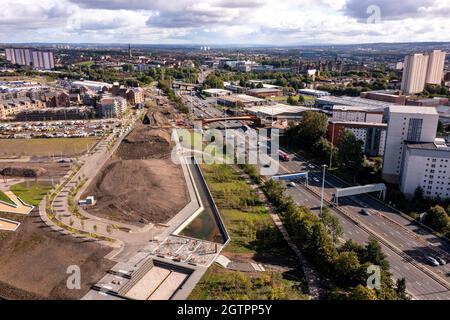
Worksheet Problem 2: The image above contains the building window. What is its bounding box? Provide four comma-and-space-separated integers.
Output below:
407, 118, 423, 142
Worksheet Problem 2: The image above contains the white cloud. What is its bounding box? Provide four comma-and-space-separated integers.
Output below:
0, 0, 448, 44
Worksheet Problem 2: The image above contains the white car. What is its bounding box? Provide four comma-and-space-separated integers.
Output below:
426, 256, 440, 267
308, 164, 315, 169
288, 182, 296, 187
313, 177, 320, 183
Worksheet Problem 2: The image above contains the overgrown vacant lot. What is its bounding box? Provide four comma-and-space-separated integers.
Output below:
189, 164, 308, 300
0, 138, 99, 157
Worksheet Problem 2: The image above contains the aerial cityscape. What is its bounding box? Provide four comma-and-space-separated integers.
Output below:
1, 0, 450, 310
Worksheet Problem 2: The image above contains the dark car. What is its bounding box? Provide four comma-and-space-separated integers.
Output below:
360, 209, 370, 216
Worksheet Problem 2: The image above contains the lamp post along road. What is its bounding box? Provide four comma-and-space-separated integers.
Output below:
320, 164, 327, 215
329, 122, 335, 169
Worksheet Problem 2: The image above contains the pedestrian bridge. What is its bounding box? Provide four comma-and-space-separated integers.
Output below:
333, 183, 386, 205
272, 172, 309, 185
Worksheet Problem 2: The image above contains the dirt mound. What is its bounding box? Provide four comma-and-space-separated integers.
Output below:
116, 127, 172, 160
83, 159, 189, 225
143, 107, 176, 126
0, 167, 47, 178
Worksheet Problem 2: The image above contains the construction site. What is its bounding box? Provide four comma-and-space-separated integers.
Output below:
0, 137, 114, 299
82, 99, 190, 226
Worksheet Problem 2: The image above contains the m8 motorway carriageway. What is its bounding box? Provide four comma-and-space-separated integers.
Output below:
275, 150, 450, 300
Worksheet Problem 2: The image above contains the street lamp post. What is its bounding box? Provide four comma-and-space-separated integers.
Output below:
329, 122, 335, 169
320, 164, 328, 216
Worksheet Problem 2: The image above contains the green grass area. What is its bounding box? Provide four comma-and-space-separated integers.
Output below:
76, 61, 95, 67
10, 182, 52, 206
0, 137, 99, 157
189, 164, 308, 300
0, 190, 15, 206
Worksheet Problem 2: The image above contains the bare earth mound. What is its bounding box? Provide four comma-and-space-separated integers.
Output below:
0, 209, 114, 300
0, 166, 47, 178
83, 159, 189, 226
116, 127, 172, 160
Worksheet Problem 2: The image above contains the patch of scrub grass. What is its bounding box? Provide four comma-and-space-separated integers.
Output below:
0, 137, 99, 157
189, 265, 307, 300
10, 182, 52, 206
0, 190, 15, 206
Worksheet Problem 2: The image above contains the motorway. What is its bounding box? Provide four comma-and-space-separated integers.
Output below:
182, 92, 450, 300
274, 153, 450, 300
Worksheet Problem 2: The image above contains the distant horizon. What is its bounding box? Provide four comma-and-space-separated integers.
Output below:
1, 40, 450, 49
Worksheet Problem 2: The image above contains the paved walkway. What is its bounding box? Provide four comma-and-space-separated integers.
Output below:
0, 190, 34, 214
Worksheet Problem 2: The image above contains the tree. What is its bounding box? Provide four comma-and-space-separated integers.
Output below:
297, 95, 305, 104
396, 278, 408, 299
320, 207, 343, 244
437, 120, 445, 133
286, 95, 299, 106
423, 205, 450, 233
336, 131, 365, 174
364, 237, 389, 271
292, 111, 328, 149
413, 186, 424, 201
310, 223, 338, 273
348, 285, 378, 300
313, 137, 336, 165
335, 251, 361, 287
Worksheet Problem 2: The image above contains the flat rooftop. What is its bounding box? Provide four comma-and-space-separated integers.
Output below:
332, 105, 385, 113
388, 105, 438, 115
317, 95, 399, 109
247, 88, 282, 93
202, 88, 232, 94
245, 104, 322, 116
329, 120, 387, 128
218, 94, 266, 103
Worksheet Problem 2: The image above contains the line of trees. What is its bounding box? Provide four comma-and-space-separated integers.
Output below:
157, 80, 189, 114
260, 178, 407, 299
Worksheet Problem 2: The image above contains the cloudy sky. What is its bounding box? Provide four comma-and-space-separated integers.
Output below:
1, 0, 449, 45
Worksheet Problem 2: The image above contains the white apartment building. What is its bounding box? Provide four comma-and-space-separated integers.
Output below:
425, 50, 446, 85
347, 125, 387, 157
5, 48, 55, 70
400, 139, 450, 199
382, 106, 439, 184
401, 50, 447, 94
401, 53, 429, 94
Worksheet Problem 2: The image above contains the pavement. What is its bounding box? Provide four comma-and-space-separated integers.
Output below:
0, 190, 34, 215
